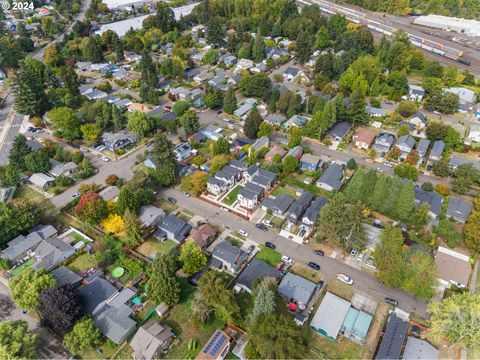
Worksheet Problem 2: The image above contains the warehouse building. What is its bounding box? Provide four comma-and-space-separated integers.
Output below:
414, 14, 480, 37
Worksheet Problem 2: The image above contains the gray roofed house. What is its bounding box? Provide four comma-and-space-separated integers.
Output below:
265, 113, 286, 126
207, 176, 228, 197
248, 136, 269, 157
283, 67, 304, 81
114, 98, 133, 108
235, 259, 281, 293
316, 163, 344, 191
130, 320, 174, 360
212, 240, 248, 273
300, 153, 323, 172
30, 236, 76, 271
173, 143, 192, 161
402, 337, 439, 360
95, 288, 137, 344
409, 112, 427, 128
286, 191, 313, 223
99, 186, 120, 201
48, 159, 78, 177
277, 272, 316, 306
266, 47, 289, 60
310, 292, 351, 340
102, 130, 138, 151
449, 155, 480, 172
1, 225, 57, 261
366, 105, 388, 117
229, 159, 248, 172
139, 205, 165, 228
326, 122, 351, 141
79, 277, 118, 316
414, 186, 443, 219
375, 313, 408, 360
29, 173, 55, 189
446, 197, 472, 223
157, 214, 192, 243
238, 182, 264, 209
430, 140, 445, 161
373, 132, 396, 155
51, 266, 83, 287
417, 139, 430, 160
408, 84, 425, 101
261, 194, 295, 215
302, 197, 328, 228
396, 135, 416, 158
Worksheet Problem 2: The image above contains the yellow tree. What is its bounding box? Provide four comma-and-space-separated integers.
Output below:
102, 214, 124, 235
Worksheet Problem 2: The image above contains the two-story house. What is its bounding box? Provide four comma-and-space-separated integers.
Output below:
373, 132, 396, 157
237, 182, 264, 210
396, 135, 416, 160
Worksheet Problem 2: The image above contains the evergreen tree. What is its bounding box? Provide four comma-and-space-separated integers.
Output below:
206, 17, 224, 46
140, 52, 158, 88
147, 251, 180, 306
295, 31, 312, 63
349, 88, 368, 124
243, 106, 263, 139
8, 134, 31, 171
318, 99, 336, 138
223, 86, 237, 114
252, 29, 266, 63
13, 59, 47, 116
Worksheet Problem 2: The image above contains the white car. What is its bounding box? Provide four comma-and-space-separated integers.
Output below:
357, 251, 366, 261
227, 124, 235, 129
100, 156, 110, 162
281, 255, 293, 264
239, 229, 249, 237
262, 219, 274, 228
337, 273, 354, 285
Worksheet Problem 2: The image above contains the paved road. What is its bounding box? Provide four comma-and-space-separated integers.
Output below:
0, 282, 69, 359
160, 187, 429, 318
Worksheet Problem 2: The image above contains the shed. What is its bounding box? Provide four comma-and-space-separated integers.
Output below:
310, 292, 351, 340
341, 308, 373, 344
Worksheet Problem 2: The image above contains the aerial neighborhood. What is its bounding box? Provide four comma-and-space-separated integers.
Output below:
1, 0, 480, 358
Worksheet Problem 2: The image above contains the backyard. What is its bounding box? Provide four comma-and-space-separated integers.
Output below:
67, 252, 97, 274
255, 247, 282, 267
136, 239, 177, 259
222, 185, 243, 206
14, 186, 55, 213
10, 258, 36, 277
161, 279, 224, 359
272, 185, 297, 198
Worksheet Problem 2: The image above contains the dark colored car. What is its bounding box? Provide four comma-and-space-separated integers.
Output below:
256, 223, 268, 232
308, 262, 320, 270
314, 250, 324, 256
384, 297, 399, 306
167, 197, 177, 204
265, 242, 276, 250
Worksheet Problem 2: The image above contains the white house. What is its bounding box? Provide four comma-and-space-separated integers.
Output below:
468, 124, 480, 143
237, 182, 264, 210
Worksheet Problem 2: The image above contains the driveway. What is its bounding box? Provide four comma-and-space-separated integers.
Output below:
160, 187, 430, 318
0, 282, 69, 359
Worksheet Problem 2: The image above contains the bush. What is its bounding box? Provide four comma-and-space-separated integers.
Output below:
421, 182, 434, 192
397, 101, 417, 117
435, 183, 450, 196
96, 81, 112, 93
30, 116, 42, 127
56, 175, 75, 187
370, 97, 381, 108
447, 238, 457, 248
105, 174, 119, 186
116, 148, 125, 155
346, 158, 357, 170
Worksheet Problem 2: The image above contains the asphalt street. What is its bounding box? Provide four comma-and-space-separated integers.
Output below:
160, 187, 430, 318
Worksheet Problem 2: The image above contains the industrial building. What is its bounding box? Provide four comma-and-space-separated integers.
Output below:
414, 14, 480, 37
102, 0, 154, 10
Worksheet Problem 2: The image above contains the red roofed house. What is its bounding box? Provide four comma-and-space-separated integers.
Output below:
264, 146, 287, 163
189, 223, 217, 250
353, 128, 376, 150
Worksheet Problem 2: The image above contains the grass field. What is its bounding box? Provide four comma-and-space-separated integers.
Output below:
10, 258, 35, 277
255, 247, 282, 267
68, 253, 97, 273
326, 280, 355, 301
307, 327, 372, 359
290, 262, 322, 282
272, 186, 297, 198
136, 240, 177, 258
222, 185, 243, 206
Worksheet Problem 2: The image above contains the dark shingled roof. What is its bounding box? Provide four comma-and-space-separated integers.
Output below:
235, 259, 281, 292
375, 313, 408, 360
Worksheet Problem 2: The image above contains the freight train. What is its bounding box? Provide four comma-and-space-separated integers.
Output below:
298, 0, 471, 66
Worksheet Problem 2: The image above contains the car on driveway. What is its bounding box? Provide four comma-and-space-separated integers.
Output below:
314, 250, 324, 256
100, 156, 110, 162
255, 223, 268, 232
337, 273, 354, 285
246, 245, 256, 254
281, 255, 292, 264
239, 229, 249, 237
384, 297, 398, 306
308, 262, 320, 270
315, 280, 324, 291
262, 219, 274, 227
183, 191, 191, 197
227, 124, 235, 129
265, 242, 276, 250
167, 197, 177, 204
350, 249, 357, 257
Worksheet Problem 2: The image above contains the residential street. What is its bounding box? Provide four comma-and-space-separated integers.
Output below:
0, 282, 69, 359
160, 187, 430, 318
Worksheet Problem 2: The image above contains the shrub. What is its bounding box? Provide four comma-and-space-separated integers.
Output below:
30, 116, 42, 127
435, 183, 450, 196
105, 174, 119, 186
421, 182, 434, 192
370, 97, 381, 108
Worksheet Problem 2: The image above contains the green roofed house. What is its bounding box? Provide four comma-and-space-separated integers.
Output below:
310, 292, 373, 344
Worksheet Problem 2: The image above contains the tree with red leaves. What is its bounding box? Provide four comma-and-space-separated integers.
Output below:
74, 192, 108, 225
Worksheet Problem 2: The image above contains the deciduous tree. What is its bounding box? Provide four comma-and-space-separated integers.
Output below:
179, 239, 207, 275
63, 317, 103, 356
9, 269, 56, 310
179, 110, 200, 135
0, 321, 37, 359
75, 192, 108, 225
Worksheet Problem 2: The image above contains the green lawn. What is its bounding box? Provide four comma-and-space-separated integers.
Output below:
68, 231, 89, 244
272, 186, 297, 198
10, 258, 36, 277
307, 327, 372, 359
222, 185, 243, 206
136, 240, 177, 258
162, 279, 224, 359
68, 253, 97, 273
255, 247, 282, 267
263, 213, 285, 227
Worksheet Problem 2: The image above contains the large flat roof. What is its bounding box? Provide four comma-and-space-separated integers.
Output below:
310, 292, 351, 340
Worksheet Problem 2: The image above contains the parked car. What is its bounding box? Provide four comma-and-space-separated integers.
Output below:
281, 255, 292, 264
314, 250, 325, 256
265, 242, 276, 250
384, 297, 399, 306
100, 156, 110, 162
350, 249, 357, 257
71, 192, 81, 199
376, 167, 384, 173
167, 197, 177, 204
183, 191, 191, 197
357, 252, 366, 261
255, 223, 268, 232
239, 229, 249, 237
337, 273, 354, 285
262, 219, 274, 227
308, 262, 320, 270
227, 124, 235, 129
247, 245, 256, 254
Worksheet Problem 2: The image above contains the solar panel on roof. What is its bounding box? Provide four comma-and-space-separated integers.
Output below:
204, 331, 221, 353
